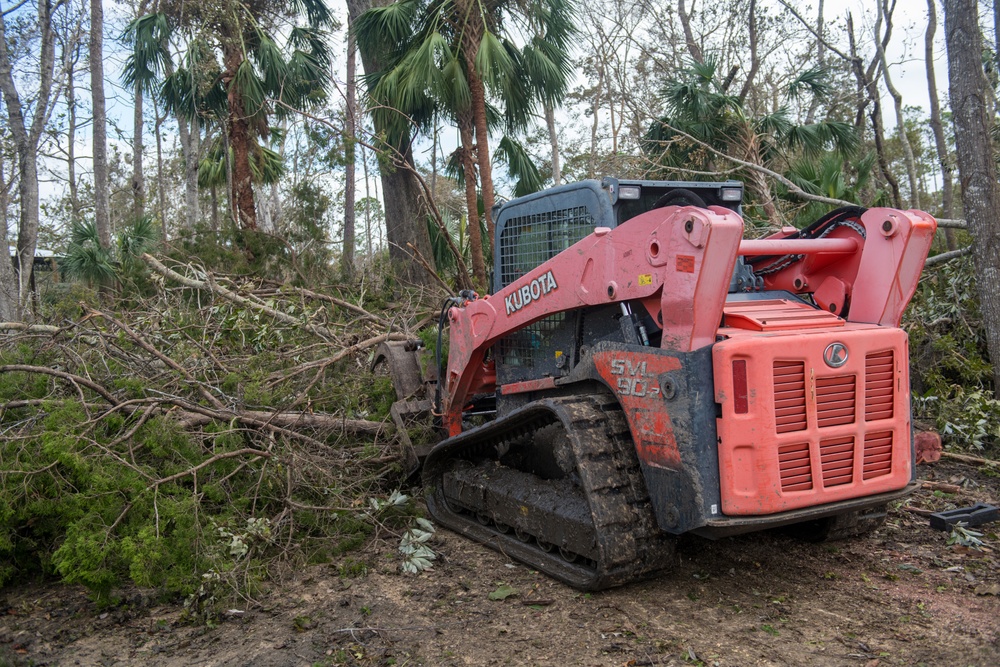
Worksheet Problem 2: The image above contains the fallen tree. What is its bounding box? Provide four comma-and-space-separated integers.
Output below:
0, 256, 428, 606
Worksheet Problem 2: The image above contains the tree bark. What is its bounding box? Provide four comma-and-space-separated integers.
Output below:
177, 114, 200, 231
343, 22, 357, 281
153, 102, 167, 238
926, 0, 956, 249
90, 0, 111, 249
545, 103, 560, 186
0, 0, 62, 317
458, 109, 487, 289
875, 0, 919, 209
66, 41, 80, 221
462, 23, 496, 247
847, 13, 902, 208
222, 41, 257, 231
737, 0, 760, 104
945, 0, 1000, 391
0, 152, 18, 320
346, 0, 436, 289
132, 83, 145, 220
677, 0, 703, 63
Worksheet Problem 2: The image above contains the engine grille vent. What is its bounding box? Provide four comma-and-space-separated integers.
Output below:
816, 375, 856, 427
863, 431, 894, 480
773, 361, 807, 433
820, 436, 855, 487
778, 442, 813, 491
865, 350, 895, 421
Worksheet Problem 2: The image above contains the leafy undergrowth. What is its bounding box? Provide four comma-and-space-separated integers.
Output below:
0, 256, 439, 614
907, 252, 1000, 457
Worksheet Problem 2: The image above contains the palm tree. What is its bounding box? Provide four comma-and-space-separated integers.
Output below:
63, 216, 160, 290
124, 1, 333, 232
645, 58, 858, 225
784, 152, 888, 226
355, 0, 575, 288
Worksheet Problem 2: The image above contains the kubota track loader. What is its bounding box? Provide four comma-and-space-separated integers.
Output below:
375, 178, 936, 590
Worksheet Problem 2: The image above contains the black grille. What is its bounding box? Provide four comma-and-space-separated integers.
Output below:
497, 207, 594, 374
498, 206, 594, 288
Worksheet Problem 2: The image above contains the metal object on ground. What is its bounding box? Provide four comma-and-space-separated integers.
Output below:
929, 503, 1000, 531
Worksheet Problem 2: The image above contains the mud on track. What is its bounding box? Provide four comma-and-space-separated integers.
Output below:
2, 460, 998, 666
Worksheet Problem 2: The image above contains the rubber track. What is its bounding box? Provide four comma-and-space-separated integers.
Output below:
424, 391, 675, 590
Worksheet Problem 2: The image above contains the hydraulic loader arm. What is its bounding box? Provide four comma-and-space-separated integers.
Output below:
440, 205, 745, 434
740, 207, 937, 325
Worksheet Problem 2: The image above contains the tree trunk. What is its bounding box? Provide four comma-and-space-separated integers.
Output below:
211, 185, 219, 234
346, 0, 436, 289
945, 0, 1000, 391
90, 0, 111, 249
875, 0, 919, 209
153, 101, 167, 239
545, 103, 560, 186
464, 43, 496, 247
458, 110, 487, 289
222, 42, 257, 231
677, 0, 704, 63
66, 43, 80, 221
0, 0, 61, 317
132, 83, 145, 220
737, 0, 760, 103
847, 14, 902, 208
926, 0, 956, 250
805, 0, 824, 124
185, 117, 200, 230
0, 152, 18, 320
343, 23, 357, 282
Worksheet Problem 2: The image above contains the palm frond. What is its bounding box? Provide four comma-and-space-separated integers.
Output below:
121, 13, 172, 94
788, 66, 833, 101
118, 215, 160, 260
475, 30, 516, 92
62, 220, 116, 285
292, 0, 334, 29
353, 0, 420, 55
495, 135, 543, 196
234, 59, 267, 119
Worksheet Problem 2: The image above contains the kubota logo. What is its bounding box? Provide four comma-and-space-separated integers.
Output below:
504, 270, 558, 315
823, 342, 849, 368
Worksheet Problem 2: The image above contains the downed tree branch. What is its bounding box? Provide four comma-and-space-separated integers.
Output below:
272, 285, 391, 327
142, 254, 340, 341
942, 451, 1000, 468
901, 506, 935, 517
86, 308, 226, 410
174, 410, 391, 437
0, 364, 119, 406
266, 331, 407, 384
935, 218, 969, 229
154, 396, 332, 449
152, 447, 273, 489
0, 322, 61, 334
408, 242, 454, 295
920, 480, 963, 494
925, 246, 973, 267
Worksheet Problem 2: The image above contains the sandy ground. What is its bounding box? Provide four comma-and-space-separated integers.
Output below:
2, 460, 998, 667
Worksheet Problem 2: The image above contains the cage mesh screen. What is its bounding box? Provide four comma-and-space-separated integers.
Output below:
498, 206, 594, 288
497, 206, 595, 372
